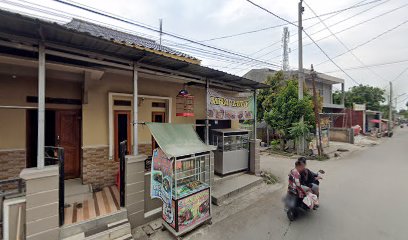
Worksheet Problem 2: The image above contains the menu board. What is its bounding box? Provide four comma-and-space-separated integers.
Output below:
151, 148, 174, 224
177, 189, 210, 232
207, 88, 254, 120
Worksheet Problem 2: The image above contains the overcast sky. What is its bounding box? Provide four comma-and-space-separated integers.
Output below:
2, 0, 407, 109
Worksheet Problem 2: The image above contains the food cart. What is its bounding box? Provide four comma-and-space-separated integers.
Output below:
146, 123, 216, 237
211, 129, 250, 175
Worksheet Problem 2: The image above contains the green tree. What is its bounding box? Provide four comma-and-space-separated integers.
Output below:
333, 85, 385, 111
256, 71, 285, 121
264, 80, 315, 145
399, 109, 408, 118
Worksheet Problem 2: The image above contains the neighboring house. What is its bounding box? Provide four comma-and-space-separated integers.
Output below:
0, 10, 266, 239
244, 68, 345, 112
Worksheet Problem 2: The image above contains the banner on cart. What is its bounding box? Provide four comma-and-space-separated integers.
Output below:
178, 189, 210, 232
207, 88, 254, 120
151, 148, 174, 224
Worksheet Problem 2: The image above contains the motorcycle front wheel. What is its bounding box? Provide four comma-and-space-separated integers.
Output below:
286, 208, 297, 221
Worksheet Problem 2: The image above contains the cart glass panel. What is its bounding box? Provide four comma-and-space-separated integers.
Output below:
173, 153, 210, 199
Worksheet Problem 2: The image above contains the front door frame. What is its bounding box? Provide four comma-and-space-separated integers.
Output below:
56, 109, 81, 179
114, 110, 132, 161
108, 93, 172, 159
26, 108, 81, 178
151, 111, 166, 152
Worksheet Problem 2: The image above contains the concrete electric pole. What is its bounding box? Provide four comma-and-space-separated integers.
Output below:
389, 81, 393, 137
298, 0, 305, 154
282, 27, 290, 72
298, 0, 304, 100
311, 65, 323, 156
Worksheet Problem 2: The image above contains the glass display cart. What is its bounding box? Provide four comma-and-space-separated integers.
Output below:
162, 152, 212, 237
146, 122, 216, 238
211, 129, 250, 175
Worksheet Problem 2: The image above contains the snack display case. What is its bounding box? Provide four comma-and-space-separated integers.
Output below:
147, 123, 216, 238
162, 152, 212, 236
211, 129, 250, 175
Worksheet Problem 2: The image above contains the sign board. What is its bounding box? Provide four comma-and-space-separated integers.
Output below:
353, 103, 366, 111
207, 88, 254, 120
151, 148, 174, 224
177, 189, 210, 232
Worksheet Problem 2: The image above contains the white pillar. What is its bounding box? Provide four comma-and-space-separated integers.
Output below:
253, 90, 257, 140
37, 43, 45, 169
205, 79, 209, 145
133, 64, 138, 155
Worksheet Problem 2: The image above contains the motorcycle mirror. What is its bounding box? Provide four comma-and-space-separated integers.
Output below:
318, 170, 325, 174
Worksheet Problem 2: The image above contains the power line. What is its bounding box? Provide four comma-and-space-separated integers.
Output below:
303, 0, 387, 83
290, 0, 399, 52
245, 0, 297, 26
49, 0, 281, 68
323, 58, 408, 74
316, 18, 408, 67
197, 0, 381, 43
229, 0, 381, 71
297, 0, 391, 44
178, 0, 382, 45
391, 65, 408, 84
1, 0, 284, 71
245, 0, 360, 85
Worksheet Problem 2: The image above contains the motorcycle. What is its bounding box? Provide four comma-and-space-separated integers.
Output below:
284, 170, 325, 221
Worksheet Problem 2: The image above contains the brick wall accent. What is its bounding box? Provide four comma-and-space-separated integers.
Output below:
0, 149, 26, 191
138, 143, 152, 156
82, 146, 118, 190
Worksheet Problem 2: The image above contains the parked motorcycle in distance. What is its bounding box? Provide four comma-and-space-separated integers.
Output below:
284, 170, 325, 221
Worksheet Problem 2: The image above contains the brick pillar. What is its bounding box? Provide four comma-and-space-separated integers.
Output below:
249, 139, 261, 176
125, 154, 147, 228
20, 166, 60, 240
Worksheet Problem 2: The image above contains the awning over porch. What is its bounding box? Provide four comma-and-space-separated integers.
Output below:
146, 123, 216, 158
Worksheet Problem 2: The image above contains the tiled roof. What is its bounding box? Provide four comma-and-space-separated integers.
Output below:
64, 19, 199, 62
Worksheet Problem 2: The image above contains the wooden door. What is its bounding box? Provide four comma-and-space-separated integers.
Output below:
56, 110, 81, 179
114, 111, 131, 161
151, 112, 165, 152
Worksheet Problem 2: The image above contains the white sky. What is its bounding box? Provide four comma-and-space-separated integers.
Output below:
1, 0, 407, 109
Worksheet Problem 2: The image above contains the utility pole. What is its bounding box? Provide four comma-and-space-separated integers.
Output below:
298, 0, 305, 154
388, 81, 393, 137
282, 27, 290, 72
311, 65, 323, 156
159, 18, 163, 47
298, 0, 304, 100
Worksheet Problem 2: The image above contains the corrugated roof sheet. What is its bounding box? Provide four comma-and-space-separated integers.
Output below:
64, 19, 198, 61
0, 9, 271, 89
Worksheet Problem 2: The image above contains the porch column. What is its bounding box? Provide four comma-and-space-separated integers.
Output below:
133, 64, 138, 155
249, 89, 260, 176
341, 83, 345, 106
20, 166, 60, 240
37, 43, 45, 169
253, 89, 257, 140
205, 78, 209, 144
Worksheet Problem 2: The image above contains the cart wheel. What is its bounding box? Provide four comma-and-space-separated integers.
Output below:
208, 220, 213, 225
161, 225, 166, 231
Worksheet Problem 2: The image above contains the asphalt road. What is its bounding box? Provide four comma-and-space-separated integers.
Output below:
197, 127, 408, 240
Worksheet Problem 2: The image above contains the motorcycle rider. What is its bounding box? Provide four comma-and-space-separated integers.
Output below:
298, 157, 322, 197
288, 159, 308, 198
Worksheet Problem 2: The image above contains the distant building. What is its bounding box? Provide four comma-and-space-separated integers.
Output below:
244, 68, 345, 112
